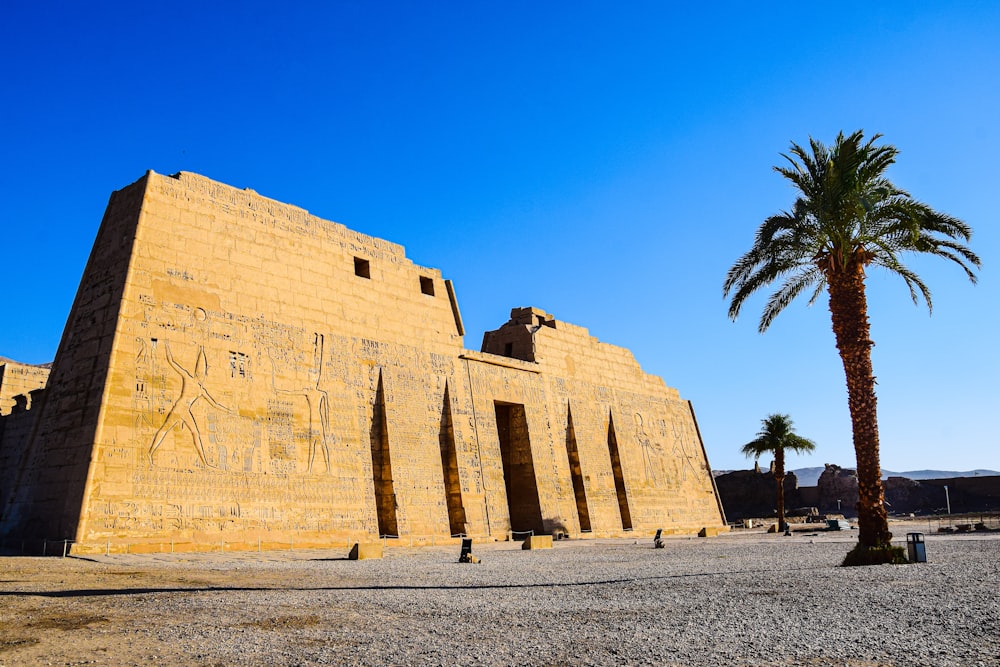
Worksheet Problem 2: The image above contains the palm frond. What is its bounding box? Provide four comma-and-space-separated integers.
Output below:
740, 414, 817, 458
868, 254, 930, 307
759, 268, 823, 333
727, 129, 980, 328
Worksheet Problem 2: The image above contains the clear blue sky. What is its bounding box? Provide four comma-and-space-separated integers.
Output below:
2, 2, 997, 473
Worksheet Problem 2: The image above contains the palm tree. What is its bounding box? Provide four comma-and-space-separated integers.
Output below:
741, 414, 816, 532
724, 130, 980, 563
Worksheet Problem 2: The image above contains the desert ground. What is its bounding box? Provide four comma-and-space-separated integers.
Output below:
1, 525, 998, 666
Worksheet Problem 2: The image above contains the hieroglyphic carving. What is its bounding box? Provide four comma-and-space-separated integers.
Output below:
665, 401, 704, 484
633, 412, 665, 484
148, 342, 232, 467
270, 333, 332, 474
2, 171, 725, 552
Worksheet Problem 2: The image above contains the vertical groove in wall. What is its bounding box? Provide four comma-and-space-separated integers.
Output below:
607, 411, 633, 531
369, 370, 398, 536
463, 358, 490, 536
564, 402, 592, 532
1, 171, 728, 552
439, 382, 467, 535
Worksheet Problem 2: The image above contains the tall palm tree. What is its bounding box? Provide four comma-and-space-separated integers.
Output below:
724, 130, 980, 563
741, 414, 816, 532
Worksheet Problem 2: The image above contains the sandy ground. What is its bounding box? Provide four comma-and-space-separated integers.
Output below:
1, 526, 998, 666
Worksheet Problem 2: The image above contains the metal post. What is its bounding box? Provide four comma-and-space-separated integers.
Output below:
944, 485, 951, 516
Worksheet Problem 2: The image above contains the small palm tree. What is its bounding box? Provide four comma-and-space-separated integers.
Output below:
725, 130, 980, 564
741, 414, 816, 531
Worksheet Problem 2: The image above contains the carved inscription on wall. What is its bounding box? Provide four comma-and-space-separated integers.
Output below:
105, 298, 382, 537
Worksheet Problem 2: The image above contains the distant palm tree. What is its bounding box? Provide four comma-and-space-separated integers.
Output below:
741, 414, 816, 532
725, 130, 980, 564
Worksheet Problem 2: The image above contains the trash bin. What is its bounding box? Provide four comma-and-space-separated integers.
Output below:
906, 532, 926, 563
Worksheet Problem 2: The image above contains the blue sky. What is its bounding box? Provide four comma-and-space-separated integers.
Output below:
2, 2, 997, 473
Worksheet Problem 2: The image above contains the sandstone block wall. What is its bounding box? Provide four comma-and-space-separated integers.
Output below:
0, 171, 726, 553
0, 360, 49, 415
0, 361, 51, 512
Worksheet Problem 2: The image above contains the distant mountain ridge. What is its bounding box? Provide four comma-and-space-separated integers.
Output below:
790, 467, 1000, 487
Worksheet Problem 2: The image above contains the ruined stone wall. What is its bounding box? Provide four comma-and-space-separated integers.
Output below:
531, 317, 724, 533
0, 171, 726, 553
0, 360, 49, 415
0, 389, 47, 514
0, 362, 51, 515
714, 469, 804, 521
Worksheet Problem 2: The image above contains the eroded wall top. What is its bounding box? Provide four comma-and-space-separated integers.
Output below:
480, 307, 678, 399
0, 360, 49, 415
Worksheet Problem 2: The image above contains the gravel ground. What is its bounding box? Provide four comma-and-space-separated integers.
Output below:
1, 529, 998, 666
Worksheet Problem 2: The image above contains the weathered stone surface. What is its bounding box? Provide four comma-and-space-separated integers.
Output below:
714, 469, 802, 521
884, 475, 1000, 515
0, 171, 726, 553
0, 360, 48, 415
521, 534, 553, 550
348, 542, 383, 560
0, 361, 50, 512
817, 464, 860, 516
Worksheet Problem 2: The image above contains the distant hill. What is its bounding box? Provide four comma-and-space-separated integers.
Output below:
715, 467, 1000, 486
790, 466, 1000, 486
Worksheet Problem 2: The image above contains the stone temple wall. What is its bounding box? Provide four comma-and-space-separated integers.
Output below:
0, 361, 51, 513
0, 171, 726, 553
0, 360, 49, 416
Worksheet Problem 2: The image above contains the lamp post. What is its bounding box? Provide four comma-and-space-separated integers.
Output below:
944, 485, 951, 516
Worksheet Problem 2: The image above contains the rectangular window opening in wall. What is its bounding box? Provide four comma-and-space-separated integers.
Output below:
420, 276, 435, 296
503, 342, 513, 357
354, 257, 371, 279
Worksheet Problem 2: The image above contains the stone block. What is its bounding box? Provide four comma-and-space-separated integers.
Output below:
521, 534, 553, 550
348, 542, 383, 560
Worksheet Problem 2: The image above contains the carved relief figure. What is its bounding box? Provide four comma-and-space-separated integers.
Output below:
272, 333, 332, 474
634, 413, 663, 483
148, 342, 231, 468
669, 416, 701, 482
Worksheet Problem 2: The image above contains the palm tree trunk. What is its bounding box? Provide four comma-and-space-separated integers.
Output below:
827, 256, 892, 548
774, 447, 786, 531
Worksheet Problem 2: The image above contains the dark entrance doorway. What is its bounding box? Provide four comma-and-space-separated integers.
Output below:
495, 402, 544, 535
